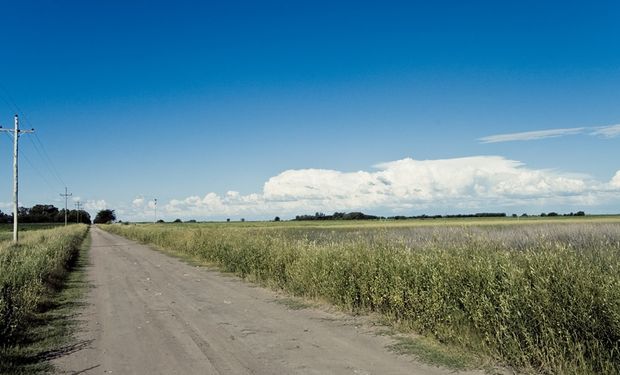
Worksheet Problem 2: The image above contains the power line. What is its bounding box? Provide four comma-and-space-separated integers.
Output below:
27, 134, 65, 189
0, 115, 34, 243
0, 84, 23, 116
0, 82, 68, 189
32, 133, 66, 188
2, 132, 58, 193
0, 87, 79, 237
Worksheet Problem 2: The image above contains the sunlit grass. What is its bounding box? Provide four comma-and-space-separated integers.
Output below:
0, 225, 89, 351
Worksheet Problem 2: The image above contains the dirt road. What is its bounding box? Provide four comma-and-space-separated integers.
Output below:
54, 227, 474, 374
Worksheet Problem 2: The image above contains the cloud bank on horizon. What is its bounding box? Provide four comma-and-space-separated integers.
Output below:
479, 124, 620, 143
125, 155, 620, 220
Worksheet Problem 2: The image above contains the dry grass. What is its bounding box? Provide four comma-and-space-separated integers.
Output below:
0, 225, 89, 345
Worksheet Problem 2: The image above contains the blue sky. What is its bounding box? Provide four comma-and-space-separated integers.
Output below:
0, 0, 619, 220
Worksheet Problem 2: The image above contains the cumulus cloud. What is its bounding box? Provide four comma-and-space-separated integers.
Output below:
146, 156, 618, 220
132, 196, 145, 207
611, 171, 620, 189
85, 199, 107, 211
264, 157, 590, 208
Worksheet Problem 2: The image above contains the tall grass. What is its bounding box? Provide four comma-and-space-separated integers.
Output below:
103, 222, 620, 374
0, 225, 88, 345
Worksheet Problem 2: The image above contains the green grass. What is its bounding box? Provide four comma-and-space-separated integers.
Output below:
102, 219, 620, 374
0, 223, 67, 231
0, 223, 67, 242
388, 334, 478, 370
0, 225, 90, 374
272, 297, 312, 310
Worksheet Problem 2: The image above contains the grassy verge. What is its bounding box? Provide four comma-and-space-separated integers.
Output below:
102, 222, 620, 374
0, 225, 90, 374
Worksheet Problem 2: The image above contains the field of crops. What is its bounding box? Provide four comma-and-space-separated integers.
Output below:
0, 225, 89, 347
103, 218, 620, 374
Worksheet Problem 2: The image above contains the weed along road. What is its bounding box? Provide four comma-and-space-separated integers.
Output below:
54, 227, 476, 375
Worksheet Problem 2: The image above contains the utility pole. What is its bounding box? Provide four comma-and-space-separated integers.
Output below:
60, 187, 72, 226
0, 115, 34, 244
75, 201, 83, 223
154, 198, 158, 223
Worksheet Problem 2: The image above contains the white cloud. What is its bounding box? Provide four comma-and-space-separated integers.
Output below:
85, 199, 107, 211
478, 128, 585, 143
591, 124, 620, 139
479, 123, 620, 143
265, 157, 588, 207
611, 171, 620, 189
136, 156, 618, 220
132, 196, 145, 207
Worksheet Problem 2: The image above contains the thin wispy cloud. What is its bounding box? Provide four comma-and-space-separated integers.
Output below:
479, 128, 585, 143
479, 124, 620, 144
590, 124, 620, 138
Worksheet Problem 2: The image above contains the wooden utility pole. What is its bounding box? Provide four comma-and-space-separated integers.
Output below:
60, 187, 72, 226
75, 201, 83, 223
0, 115, 34, 243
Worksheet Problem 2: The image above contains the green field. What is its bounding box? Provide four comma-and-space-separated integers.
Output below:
0, 224, 89, 373
103, 216, 620, 374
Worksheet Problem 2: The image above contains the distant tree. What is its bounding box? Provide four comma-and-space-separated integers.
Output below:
547, 212, 558, 217
391, 215, 408, 220
187, 219, 197, 223
78, 210, 92, 224
294, 211, 379, 221
274, 216, 281, 222
0, 210, 10, 224
575, 211, 585, 216
28, 204, 59, 222
173, 218, 182, 223
343, 212, 378, 220
94, 209, 116, 224
17, 207, 31, 222
226, 218, 230, 222
241, 218, 245, 222
157, 219, 165, 223
512, 214, 518, 218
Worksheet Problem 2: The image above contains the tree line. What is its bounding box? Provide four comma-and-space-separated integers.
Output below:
0, 204, 91, 224
292, 211, 587, 221
294, 212, 380, 221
